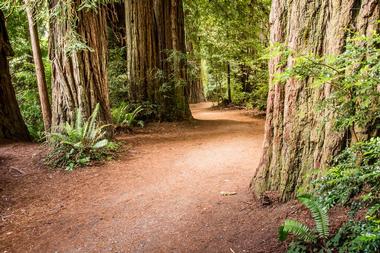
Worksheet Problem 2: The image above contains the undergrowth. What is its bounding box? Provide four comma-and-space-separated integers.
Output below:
45, 104, 117, 171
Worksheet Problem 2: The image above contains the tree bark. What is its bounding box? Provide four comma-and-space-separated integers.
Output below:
188, 64, 205, 103
251, 0, 380, 201
125, 0, 160, 106
25, 1, 52, 131
187, 41, 205, 104
154, 0, 191, 120
49, 0, 112, 130
0, 10, 30, 141
125, 0, 191, 121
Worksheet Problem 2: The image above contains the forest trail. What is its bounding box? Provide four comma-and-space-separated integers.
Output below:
0, 103, 288, 252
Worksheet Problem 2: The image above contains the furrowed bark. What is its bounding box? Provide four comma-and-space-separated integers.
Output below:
125, 0, 160, 106
125, 0, 191, 120
154, 0, 191, 120
251, 0, 380, 201
49, 0, 112, 130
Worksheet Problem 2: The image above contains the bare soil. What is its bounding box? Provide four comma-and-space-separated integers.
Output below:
0, 103, 341, 253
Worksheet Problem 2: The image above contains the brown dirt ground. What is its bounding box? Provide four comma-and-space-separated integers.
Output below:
0, 103, 346, 253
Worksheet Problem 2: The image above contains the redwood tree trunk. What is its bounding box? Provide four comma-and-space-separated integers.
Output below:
188, 71, 205, 104
154, 0, 191, 120
0, 10, 30, 141
49, 1, 112, 130
26, 1, 52, 131
125, 0, 190, 121
251, 0, 380, 201
125, 0, 160, 106
187, 42, 205, 104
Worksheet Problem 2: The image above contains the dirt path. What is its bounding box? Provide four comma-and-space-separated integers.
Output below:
0, 103, 289, 253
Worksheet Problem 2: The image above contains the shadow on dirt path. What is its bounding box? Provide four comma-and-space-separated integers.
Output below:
0, 102, 288, 253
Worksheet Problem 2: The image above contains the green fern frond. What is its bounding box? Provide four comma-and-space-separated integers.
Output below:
282, 219, 316, 243
298, 195, 329, 238
86, 104, 100, 139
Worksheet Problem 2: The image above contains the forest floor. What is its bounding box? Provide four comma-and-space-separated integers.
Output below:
0, 102, 325, 253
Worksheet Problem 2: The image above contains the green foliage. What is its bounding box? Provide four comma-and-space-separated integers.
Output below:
327, 219, 380, 252
184, 0, 270, 109
279, 195, 330, 251
157, 50, 188, 96
276, 32, 380, 135
45, 104, 116, 171
281, 138, 380, 252
112, 103, 144, 129
2, 3, 51, 141
280, 220, 316, 243
315, 137, 380, 252
300, 195, 329, 238
315, 137, 380, 210
108, 46, 128, 106
17, 89, 45, 140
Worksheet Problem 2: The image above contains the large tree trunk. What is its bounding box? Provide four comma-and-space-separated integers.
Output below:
125, 0, 160, 106
125, 0, 190, 121
0, 10, 30, 141
187, 41, 205, 104
154, 0, 191, 120
188, 71, 205, 104
25, 1, 52, 131
251, 0, 380, 201
49, 1, 112, 130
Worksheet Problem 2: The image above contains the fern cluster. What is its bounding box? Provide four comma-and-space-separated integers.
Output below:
111, 103, 144, 130
45, 104, 116, 171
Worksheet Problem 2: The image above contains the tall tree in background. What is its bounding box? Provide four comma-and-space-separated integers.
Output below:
125, 0, 160, 109
49, 0, 112, 130
251, 0, 380, 201
125, 0, 190, 120
187, 41, 205, 103
25, 0, 52, 131
183, 0, 270, 107
154, 0, 190, 119
0, 10, 30, 141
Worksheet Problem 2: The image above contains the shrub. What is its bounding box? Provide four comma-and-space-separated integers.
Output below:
45, 104, 116, 171
108, 47, 128, 106
315, 137, 380, 252
112, 103, 144, 129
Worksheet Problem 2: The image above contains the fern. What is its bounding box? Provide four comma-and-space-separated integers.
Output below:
46, 104, 115, 170
278, 195, 330, 249
112, 104, 144, 129
280, 220, 316, 243
298, 195, 329, 238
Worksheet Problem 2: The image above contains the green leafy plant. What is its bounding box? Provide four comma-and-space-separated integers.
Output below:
315, 137, 380, 210
45, 104, 116, 171
112, 103, 144, 129
279, 195, 330, 251
314, 137, 380, 252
